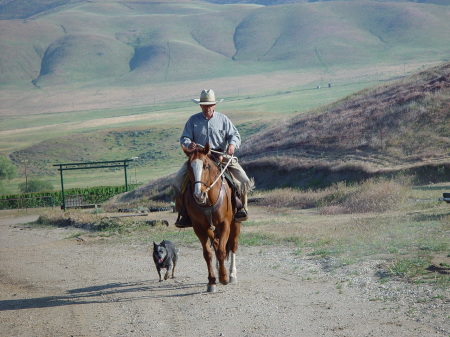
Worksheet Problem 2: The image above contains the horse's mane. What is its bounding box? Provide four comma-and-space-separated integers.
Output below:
185, 146, 217, 165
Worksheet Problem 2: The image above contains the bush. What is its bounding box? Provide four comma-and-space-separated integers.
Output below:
18, 179, 54, 193
0, 184, 138, 210
0, 156, 16, 180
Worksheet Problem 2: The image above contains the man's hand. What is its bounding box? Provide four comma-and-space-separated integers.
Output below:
227, 144, 235, 155
188, 142, 197, 150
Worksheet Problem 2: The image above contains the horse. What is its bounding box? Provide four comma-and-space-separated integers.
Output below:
182, 142, 240, 293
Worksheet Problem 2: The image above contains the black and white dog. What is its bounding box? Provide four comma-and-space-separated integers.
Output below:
153, 240, 178, 282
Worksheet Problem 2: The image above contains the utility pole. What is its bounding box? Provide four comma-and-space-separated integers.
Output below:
24, 160, 29, 192
131, 157, 138, 184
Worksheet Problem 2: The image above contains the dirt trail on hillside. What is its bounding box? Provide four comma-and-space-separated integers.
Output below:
0, 214, 448, 337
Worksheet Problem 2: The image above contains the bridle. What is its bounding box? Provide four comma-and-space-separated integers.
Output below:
193, 145, 234, 193
193, 162, 211, 187
187, 145, 234, 231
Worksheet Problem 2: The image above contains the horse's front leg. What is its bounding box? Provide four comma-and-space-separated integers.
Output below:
215, 225, 230, 285
195, 228, 217, 292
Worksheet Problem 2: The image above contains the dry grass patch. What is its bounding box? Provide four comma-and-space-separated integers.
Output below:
257, 176, 413, 214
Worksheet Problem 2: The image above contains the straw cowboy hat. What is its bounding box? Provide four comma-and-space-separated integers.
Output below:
192, 89, 223, 105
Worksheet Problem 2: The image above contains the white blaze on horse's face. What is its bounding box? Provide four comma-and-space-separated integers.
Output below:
191, 159, 207, 205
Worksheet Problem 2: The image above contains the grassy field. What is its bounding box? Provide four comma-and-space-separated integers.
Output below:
0, 60, 444, 194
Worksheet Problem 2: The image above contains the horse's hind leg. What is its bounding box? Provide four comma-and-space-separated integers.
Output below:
228, 252, 237, 284
229, 221, 241, 284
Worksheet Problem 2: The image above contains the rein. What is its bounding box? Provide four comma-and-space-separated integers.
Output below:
188, 180, 227, 231
195, 144, 234, 193
205, 154, 234, 192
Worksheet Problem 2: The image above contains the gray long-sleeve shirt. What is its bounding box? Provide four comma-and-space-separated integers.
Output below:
180, 111, 241, 151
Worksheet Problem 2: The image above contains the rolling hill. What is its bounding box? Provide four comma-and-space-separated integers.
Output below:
1, 0, 450, 88
238, 62, 450, 189
7, 61, 449, 195
1, 0, 449, 194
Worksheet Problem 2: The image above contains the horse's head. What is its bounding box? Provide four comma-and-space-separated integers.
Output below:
182, 143, 215, 205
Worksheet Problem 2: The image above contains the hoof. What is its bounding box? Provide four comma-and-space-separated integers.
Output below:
229, 276, 237, 284
207, 284, 216, 293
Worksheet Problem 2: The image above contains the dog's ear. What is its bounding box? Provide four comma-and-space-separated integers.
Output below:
153, 241, 157, 248
161, 240, 166, 246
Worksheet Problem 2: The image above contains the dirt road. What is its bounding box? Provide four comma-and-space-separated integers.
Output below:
0, 214, 448, 337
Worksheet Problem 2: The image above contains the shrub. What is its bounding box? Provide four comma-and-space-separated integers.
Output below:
18, 179, 54, 193
0, 156, 16, 180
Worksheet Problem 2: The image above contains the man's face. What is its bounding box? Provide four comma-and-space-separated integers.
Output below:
201, 104, 215, 119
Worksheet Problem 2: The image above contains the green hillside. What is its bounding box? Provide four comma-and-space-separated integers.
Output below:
9, 126, 182, 175
1, 0, 450, 194
238, 62, 450, 189
1, 0, 450, 88
3, 61, 449, 195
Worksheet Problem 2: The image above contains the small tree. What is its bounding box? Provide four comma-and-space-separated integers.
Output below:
0, 156, 17, 180
18, 179, 54, 193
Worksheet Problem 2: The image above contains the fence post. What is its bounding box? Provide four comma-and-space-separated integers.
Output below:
124, 162, 129, 192
58, 165, 66, 210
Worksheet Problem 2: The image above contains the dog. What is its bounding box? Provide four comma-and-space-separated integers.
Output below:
152, 240, 178, 282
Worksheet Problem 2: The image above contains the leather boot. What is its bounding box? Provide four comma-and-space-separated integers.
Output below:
235, 192, 249, 222
174, 197, 192, 228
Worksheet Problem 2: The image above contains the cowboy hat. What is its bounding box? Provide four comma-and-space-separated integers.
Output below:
192, 89, 223, 105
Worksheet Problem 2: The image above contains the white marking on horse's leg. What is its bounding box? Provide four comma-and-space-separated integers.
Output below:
229, 252, 237, 284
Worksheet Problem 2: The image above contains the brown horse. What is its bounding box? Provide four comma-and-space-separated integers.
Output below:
182, 142, 240, 292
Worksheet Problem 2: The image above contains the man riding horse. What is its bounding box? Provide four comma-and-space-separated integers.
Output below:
172, 89, 253, 228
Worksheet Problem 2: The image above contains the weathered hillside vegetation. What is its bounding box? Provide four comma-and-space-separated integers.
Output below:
107, 62, 450, 202
238, 62, 450, 189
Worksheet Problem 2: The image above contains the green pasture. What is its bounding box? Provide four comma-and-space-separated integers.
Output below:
1, 76, 388, 151
1, 76, 388, 193
0, 57, 443, 195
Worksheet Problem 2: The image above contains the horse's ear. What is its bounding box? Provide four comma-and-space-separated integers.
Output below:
204, 142, 210, 154
181, 144, 190, 156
